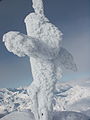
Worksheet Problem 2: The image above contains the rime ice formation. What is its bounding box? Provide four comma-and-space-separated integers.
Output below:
3, 0, 77, 120
32, 0, 44, 15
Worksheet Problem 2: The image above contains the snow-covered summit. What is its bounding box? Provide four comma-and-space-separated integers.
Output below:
0, 78, 90, 119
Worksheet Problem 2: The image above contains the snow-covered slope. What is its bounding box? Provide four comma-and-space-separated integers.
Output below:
0, 111, 35, 120
0, 78, 90, 119
55, 81, 90, 112
1, 111, 90, 120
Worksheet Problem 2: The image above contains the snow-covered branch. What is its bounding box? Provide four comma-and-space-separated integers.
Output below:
3, 30, 62, 60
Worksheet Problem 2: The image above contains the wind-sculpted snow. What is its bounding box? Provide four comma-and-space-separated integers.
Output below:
0, 111, 35, 120
0, 84, 90, 120
3, 30, 62, 60
54, 85, 90, 111
3, 0, 77, 119
54, 47, 77, 72
32, 0, 44, 15
1, 111, 90, 120
0, 79, 90, 119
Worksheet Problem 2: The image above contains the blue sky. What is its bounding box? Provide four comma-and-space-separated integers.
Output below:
0, 0, 90, 88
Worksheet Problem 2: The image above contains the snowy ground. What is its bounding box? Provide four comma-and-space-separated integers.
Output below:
1, 111, 90, 120
0, 78, 90, 120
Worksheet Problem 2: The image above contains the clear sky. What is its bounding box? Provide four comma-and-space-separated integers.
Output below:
0, 0, 90, 88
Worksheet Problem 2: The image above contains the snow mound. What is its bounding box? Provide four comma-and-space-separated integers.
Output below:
0, 111, 35, 120
54, 111, 90, 120
1, 111, 90, 120
0, 78, 90, 119
55, 85, 90, 111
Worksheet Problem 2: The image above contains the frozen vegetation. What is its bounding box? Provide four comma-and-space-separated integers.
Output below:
0, 78, 90, 120
2, 0, 77, 119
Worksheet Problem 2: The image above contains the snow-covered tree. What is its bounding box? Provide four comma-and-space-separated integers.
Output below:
3, 0, 77, 120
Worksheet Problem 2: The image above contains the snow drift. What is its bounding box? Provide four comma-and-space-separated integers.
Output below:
0, 78, 90, 120
1, 111, 90, 120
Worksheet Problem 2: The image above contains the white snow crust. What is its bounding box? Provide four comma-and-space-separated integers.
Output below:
1, 111, 90, 120
2, 0, 77, 119
0, 79, 90, 120
3, 7, 77, 120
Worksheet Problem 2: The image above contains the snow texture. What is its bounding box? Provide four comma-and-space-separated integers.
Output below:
32, 0, 44, 15
3, 0, 77, 120
0, 111, 35, 120
0, 79, 90, 119
1, 111, 90, 120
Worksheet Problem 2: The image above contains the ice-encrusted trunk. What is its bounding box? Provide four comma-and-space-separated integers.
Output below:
29, 58, 58, 120
24, 1, 62, 119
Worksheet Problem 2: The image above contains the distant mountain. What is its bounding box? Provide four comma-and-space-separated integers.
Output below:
0, 78, 90, 119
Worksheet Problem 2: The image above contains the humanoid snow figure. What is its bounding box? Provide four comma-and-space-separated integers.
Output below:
3, 0, 77, 120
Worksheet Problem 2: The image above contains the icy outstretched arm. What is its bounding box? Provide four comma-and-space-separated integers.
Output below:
3, 31, 37, 57
3, 31, 60, 60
